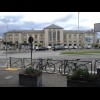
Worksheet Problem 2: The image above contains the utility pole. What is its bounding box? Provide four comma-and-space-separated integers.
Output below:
5, 25, 8, 68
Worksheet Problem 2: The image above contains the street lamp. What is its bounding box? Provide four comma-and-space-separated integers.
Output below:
28, 35, 34, 66
4, 32, 8, 68
4, 24, 9, 68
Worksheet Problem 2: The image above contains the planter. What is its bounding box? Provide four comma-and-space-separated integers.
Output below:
67, 80, 98, 87
19, 72, 42, 87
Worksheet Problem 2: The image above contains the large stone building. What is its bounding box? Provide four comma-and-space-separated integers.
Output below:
2, 24, 97, 49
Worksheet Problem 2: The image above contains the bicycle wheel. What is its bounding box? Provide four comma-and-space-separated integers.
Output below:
59, 64, 70, 75
45, 63, 55, 73
32, 62, 42, 70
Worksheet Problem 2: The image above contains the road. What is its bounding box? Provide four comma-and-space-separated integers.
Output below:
0, 49, 100, 60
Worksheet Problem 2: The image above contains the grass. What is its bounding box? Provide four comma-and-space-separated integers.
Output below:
60, 49, 100, 55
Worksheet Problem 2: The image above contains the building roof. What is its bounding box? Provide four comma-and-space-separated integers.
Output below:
44, 24, 63, 29
63, 30, 97, 34
64, 30, 85, 34
6, 30, 44, 34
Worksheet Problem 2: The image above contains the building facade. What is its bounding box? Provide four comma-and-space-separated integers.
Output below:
2, 24, 97, 49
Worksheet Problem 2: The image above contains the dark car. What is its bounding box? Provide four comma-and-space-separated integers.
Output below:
35, 47, 48, 51
52, 45, 65, 51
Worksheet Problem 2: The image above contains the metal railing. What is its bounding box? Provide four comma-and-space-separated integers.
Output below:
8, 57, 97, 76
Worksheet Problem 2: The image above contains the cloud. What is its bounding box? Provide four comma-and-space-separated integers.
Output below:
52, 14, 74, 23
0, 15, 24, 24
0, 12, 99, 37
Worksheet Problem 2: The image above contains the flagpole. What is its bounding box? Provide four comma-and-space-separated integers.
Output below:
5, 25, 8, 68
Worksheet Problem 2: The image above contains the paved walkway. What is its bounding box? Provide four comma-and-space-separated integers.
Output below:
0, 67, 67, 87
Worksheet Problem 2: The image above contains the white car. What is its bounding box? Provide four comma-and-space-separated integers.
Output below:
86, 45, 92, 49
69, 46, 73, 49
64, 46, 69, 49
73, 46, 77, 49
47, 46, 51, 49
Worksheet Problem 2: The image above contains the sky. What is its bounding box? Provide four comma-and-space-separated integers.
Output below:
0, 12, 100, 37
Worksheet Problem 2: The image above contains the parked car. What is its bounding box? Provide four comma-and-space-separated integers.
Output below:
35, 47, 48, 51
86, 45, 92, 49
73, 46, 77, 49
47, 46, 52, 50
69, 46, 73, 49
52, 45, 65, 51
64, 46, 69, 49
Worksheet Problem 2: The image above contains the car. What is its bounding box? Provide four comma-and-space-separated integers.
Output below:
52, 45, 65, 51
69, 46, 73, 49
73, 46, 77, 49
86, 45, 92, 49
64, 46, 69, 49
47, 46, 52, 50
35, 47, 48, 51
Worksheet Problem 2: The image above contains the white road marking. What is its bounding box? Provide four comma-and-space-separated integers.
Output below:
5, 76, 13, 79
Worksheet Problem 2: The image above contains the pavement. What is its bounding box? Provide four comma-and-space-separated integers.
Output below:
0, 49, 100, 87
0, 67, 67, 87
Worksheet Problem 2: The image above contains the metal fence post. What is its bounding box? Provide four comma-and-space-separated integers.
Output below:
97, 68, 100, 87
64, 60, 66, 75
9, 57, 11, 68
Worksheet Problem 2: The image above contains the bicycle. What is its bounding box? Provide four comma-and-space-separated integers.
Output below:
32, 58, 55, 74
59, 59, 88, 76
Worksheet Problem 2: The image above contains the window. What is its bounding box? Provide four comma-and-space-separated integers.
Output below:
57, 30, 60, 42
74, 34, 76, 39
74, 34, 76, 37
23, 41, 26, 44
49, 44, 51, 46
69, 35, 71, 38
10, 35, 12, 38
69, 44, 72, 46
79, 35, 81, 38
40, 41, 43, 43
74, 44, 76, 46
48, 29, 52, 41
15, 41, 18, 44
64, 44, 66, 46
15, 35, 18, 39
9, 41, 12, 45
35, 41, 37, 43
40, 35, 43, 39
53, 29, 56, 41
24, 35, 26, 38
35, 35, 37, 39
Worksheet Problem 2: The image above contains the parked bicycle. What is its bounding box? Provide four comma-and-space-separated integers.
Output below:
59, 59, 88, 75
32, 58, 55, 74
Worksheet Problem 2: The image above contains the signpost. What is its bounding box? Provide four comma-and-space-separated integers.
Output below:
28, 35, 34, 66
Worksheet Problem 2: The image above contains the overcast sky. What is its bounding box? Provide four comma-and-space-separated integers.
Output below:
0, 12, 100, 37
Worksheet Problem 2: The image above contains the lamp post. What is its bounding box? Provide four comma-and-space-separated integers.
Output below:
5, 24, 9, 68
28, 35, 34, 66
4, 32, 8, 68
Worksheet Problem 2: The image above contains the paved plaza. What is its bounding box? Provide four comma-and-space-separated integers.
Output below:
0, 49, 100, 87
